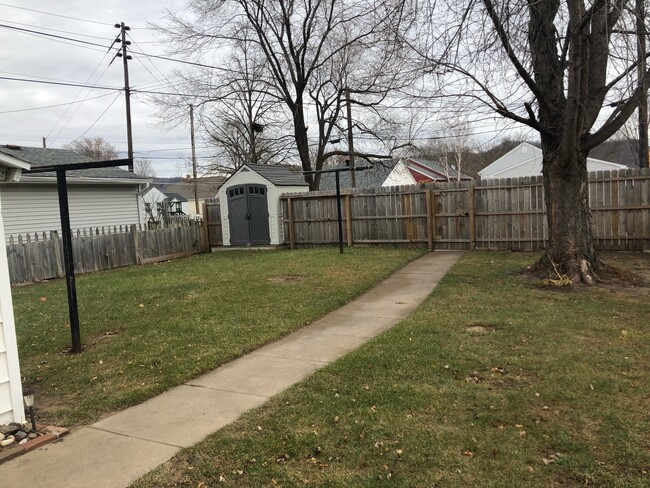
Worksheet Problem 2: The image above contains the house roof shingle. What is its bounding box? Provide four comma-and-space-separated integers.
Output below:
0, 145, 148, 181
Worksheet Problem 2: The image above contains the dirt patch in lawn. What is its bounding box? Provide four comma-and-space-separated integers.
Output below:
267, 275, 306, 284
465, 323, 494, 334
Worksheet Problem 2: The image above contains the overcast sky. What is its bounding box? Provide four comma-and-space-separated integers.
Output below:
0, 0, 205, 177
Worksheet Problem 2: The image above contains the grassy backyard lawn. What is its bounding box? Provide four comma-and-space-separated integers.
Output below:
132, 252, 650, 488
12, 247, 425, 427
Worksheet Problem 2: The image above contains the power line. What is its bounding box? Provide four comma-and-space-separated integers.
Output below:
0, 2, 113, 26
0, 23, 110, 49
0, 18, 111, 40
0, 75, 122, 91
72, 93, 122, 142
0, 92, 120, 114
47, 48, 115, 142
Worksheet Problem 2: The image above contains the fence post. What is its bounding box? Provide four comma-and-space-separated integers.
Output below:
425, 188, 434, 251
345, 194, 353, 247
201, 201, 210, 252
468, 180, 476, 250
131, 224, 141, 264
51, 230, 65, 278
287, 197, 296, 249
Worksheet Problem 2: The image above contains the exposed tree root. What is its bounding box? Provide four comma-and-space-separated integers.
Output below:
530, 253, 601, 286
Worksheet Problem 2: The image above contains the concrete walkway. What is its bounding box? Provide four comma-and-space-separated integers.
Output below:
0, 251, 462, 487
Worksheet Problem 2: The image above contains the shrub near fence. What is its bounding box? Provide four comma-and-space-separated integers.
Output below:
6, 221, 205, 284
281, 168, 650, 252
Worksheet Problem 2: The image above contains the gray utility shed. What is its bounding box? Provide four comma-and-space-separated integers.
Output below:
218, 164, 308, 246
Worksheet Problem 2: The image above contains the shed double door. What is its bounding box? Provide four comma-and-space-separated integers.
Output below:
227, 184, 271, 246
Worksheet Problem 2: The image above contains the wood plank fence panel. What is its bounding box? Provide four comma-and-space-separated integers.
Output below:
7, 221, 205, 284
280, 169, 650, 252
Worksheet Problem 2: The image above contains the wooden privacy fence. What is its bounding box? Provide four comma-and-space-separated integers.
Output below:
281, 168, 650, 252
7, 221, 205, 284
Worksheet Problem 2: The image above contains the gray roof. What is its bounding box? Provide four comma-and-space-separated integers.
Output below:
245, 163, 308, 186
319, 160, 396, 190
0, 145, 147, 181
163, 192, 188, 202
151, 177, 224, 200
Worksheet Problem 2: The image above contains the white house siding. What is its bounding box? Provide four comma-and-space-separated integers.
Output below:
218, 169, 308, 246
0, 193, 24, 424
382, 161, 416, 187
479, 142, 627, 179
0, 182, 144, 241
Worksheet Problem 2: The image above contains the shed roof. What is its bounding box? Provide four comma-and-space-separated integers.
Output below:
0, 145, 147, 182
244, 163, 308, 186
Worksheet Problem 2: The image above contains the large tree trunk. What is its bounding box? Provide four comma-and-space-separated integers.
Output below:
539, 137, 598, 284
292, 104, 319, 190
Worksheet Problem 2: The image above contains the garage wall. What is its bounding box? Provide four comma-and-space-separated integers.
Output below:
0, 181, 143, 241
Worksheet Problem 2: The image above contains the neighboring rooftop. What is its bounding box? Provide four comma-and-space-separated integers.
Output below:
163, 192, 188, 203
478, 142, 628, 179
318, 160, 396, 191
403, 157, 472, 182
150, 176, 225, 201
0, 145, 147, 181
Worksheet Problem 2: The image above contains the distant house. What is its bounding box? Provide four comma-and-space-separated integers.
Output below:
0, 145, 149, 241
383, 158, 473, 186
0, 156, 29, 424
164, 193, 189, 215
478, 142, 628, 179
146, 177, 224, 216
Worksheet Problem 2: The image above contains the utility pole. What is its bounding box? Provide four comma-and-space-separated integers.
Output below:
115, 22, 134, 172
42, 137, 46, 149
190, 104, 199, 213
637, 0, 649, 169
345, 88, 356, 187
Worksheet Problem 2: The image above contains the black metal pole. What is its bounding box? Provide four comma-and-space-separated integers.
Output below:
28, 405, 37, 432
56, 170, 82, 354
335, 171, 344, 254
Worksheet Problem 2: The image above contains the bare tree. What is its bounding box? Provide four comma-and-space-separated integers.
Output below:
412, 1, 650, 283
200, 34, 295, 170
64, 136, 119, 161
134, 159, 156, 177
419, 119, 475, 181
158, 0, 416, 189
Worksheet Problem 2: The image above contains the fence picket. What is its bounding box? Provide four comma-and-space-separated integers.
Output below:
6, 221, 206, 284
